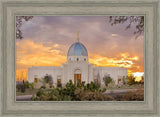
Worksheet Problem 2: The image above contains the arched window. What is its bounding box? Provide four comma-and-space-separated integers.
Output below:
77, 58, 79, 61
84, 58, 86, 61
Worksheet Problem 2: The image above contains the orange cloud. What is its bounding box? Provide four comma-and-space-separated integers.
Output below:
16, 40, 67, 80
16, 39, 66, 67
89, 52, 142, 74
16, 40, 143, 81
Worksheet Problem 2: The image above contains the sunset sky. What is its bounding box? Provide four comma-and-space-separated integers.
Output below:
16, 16, 144, 81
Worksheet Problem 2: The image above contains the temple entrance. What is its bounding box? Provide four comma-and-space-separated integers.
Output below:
74, 74, 81, 85
74, 69, 81, 85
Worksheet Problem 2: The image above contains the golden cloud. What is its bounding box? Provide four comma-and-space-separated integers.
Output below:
16, 40, 143, 81
16, 40, 66, 80
89, 52, 142, 75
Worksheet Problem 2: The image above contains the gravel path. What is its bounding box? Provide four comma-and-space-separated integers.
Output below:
104, 88, 143, 96
16, 95, 32, 101
104, 88, 138, 94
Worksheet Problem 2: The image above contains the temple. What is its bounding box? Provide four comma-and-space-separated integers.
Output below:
28, 32, 127, 88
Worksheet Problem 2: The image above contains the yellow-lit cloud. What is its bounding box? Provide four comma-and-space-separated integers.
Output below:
89, 53, 138, 67
16, 40, 66, 80
111, 34, 118, 37
16, 40, 143, 81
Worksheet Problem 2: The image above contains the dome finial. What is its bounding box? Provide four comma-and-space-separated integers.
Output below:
77, 31, 79, 41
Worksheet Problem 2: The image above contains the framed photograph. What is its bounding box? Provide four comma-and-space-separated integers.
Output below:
16, 15, 144, 102
0, 0, 159, 117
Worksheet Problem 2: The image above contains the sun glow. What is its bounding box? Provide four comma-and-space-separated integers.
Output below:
16, 16, 144, 82
89, 53, 139, 69
16, 41, 143, 81
133, 72, 144, 82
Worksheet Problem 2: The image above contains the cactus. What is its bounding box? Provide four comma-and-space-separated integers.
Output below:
36, 80, 108, 101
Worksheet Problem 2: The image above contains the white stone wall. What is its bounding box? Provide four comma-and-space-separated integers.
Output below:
28, 66, 62, 85
88, 64, 94, 83
28, 63, 127, 87
93, 67, 127, 85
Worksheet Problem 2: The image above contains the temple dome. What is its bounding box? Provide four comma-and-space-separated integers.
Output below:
67, 42, 88, 57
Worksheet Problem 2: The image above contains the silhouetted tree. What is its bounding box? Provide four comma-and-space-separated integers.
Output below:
109, 16, 144, 39
16, 16, 33, 39
97, 72, 101, 87
127, 75, 136, 85
44, 74, 53, 84
103, 75, 112, 87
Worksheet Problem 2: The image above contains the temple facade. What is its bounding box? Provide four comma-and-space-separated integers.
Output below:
28, 32, 127, 87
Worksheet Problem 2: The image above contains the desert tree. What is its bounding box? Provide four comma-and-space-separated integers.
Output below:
103, 74, 112, 87
97, 72, 101, 87
109, 16, 144, 39
44, 74, 53, 86
16, 16, 33, 39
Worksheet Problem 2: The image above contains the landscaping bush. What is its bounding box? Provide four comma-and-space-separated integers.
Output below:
16, 84, 22, 92
36, 89, 44, 97
24, 81, 30, 88
57, 83, 62, 88
21, 85, 26, 93
113, 89, 144, 101
44, 74, 53, 84
103, 76, 112, 87
31, 80, 143, 101
127, 75, 137, 85
29, 82, 34, 89
80, 91, 107, 101
40, 86, 46, 89
49, 81, 53, 88
31, 95, 39, 101
32, 80, 107, 101
49, 84, 53, 88
16, 83, 26, 93
122, 76, 127, 85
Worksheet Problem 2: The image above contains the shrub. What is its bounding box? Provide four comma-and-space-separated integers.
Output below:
31, 79, 143, 101
40, 86, 46, 89
31, 95, 39, 101
57, 83, 62, 88
16, 84, 22, 92
33, 80, 108, 101
103, 76, 112, 87
85, 81, 99, 92
49, 81, 53, 88
113, 89, 144, 101
127, 75, 137, 85
16, 83, 26, 93
44, 74, 53, 84
122, 76, 127, 85
81, 91, 104, 101
21, 85, 25, 93
24, 81, 29, 88
102, 88, 106, 93
36, 89, 44, 97
122, 89, 144, 101
104, 95, 115, 101
38, 78, 43, 83
30, 82, 34, 89
63, 95, 71, 101
76, 79, 81, 87
49, 85, 53, 88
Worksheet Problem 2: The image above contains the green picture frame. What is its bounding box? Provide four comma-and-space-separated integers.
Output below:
0, 0, 159, 116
